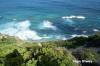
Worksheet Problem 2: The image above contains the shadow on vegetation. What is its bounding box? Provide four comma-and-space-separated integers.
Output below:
4, 49, 24, 66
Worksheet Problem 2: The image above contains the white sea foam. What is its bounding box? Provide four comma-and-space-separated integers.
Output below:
56, 35, 67, 40
93, 29, 99, 32
42, 36, 50, 39
16, 20, 31, 30
71, 34, 88, 38
0, 20, 43, 40
63, 18, 75, 26
15, 30, 42, 40
83, 31, 87, 33
62, 15, 86, 26
76, 16, 86, 19
43, 20, 57, 30
41, 34, 50, 39
62, 37, 67, 40
62, 15, 86, 19
66, 19, 75, 25
62, 15, 76, 19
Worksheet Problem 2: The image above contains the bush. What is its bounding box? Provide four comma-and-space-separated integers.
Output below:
72, 49, 99, 66
33, 48, 77, 66
4, 49, 24, 66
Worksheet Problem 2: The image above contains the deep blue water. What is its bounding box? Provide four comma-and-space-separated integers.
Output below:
0, 0, 100, 42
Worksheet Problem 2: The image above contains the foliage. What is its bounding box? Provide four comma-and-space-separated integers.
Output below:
0, 33, 100, 66
25, 58, 37, 66
34, 48, 76, 66
72, 49, 99, 66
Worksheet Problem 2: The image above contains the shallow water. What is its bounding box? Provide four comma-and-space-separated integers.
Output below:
0, 0, 100, 42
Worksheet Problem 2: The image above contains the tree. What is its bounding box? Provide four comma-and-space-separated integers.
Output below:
4, 49, 24, 66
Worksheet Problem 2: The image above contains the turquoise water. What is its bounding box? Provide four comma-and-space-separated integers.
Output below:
0, 0, 100, 41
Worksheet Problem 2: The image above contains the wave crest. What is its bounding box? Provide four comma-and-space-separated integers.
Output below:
62, 15, 86, 19
43, 20, 57, 30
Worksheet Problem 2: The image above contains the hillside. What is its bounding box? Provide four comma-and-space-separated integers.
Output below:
0, 33, 100, 66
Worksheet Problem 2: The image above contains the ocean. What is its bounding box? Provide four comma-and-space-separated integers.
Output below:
0, 0, 100, 42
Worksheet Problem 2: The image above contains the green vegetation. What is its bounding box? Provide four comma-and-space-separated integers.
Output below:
72, 49, 99, 66
42, 33, 100, 48
0, 33, 100, 66
42, 36, 87, 48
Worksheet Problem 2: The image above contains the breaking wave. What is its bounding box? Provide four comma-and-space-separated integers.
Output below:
43, 20, 57, 30
0, 20, 43, 40
39, 20, 57, 30
71, 34, 88, 38
93, 29, 99, 32
62, 15, 86, 19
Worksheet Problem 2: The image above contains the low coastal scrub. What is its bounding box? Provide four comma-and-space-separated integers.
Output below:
0, 33, 100, 66
42, 33, 100, 48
